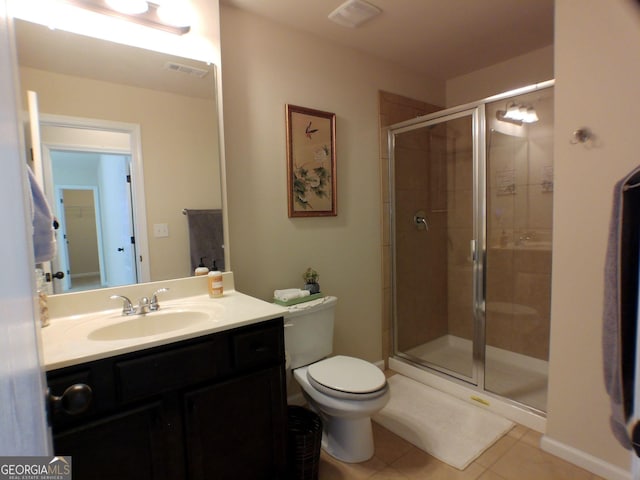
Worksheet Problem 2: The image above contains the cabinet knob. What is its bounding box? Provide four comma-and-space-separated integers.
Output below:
49, 384, 93, 416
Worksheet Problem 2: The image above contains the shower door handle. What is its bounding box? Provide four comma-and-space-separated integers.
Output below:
413, 210, 429, 231
470, 240, 477, 262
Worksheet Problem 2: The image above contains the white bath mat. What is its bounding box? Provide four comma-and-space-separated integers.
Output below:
372, 375, 514, 470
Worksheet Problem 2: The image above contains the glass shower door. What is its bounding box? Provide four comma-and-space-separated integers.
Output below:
391, 106, 484, 384
484, 87, 554, 411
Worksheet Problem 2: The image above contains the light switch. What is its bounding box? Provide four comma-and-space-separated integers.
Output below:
153, 223, 169, 238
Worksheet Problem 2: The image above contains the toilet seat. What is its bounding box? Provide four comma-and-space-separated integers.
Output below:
306, 355, 387, 400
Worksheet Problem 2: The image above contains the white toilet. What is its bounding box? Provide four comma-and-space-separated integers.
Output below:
284, 296, 390, 463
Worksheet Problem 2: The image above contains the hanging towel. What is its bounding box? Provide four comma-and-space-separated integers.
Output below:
603, 166, 640, 450
184, 209, 225, 273
27, 166, 57, 263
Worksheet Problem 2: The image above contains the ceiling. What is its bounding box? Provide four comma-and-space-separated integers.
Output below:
220, 0, 554, 81
15, 19, 216, 99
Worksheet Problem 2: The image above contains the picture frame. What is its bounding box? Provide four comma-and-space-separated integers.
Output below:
286, 104, 337, 217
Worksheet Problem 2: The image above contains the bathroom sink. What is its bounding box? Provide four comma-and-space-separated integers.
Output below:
88, 310, 212, 341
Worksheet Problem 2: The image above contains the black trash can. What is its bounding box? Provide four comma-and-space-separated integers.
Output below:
287, 406, 323, 480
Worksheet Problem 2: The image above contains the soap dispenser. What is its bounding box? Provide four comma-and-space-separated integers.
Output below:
208, 270, 223, 298
195, 257, 209, 276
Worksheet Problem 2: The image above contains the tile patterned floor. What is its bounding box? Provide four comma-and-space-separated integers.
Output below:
318, 422, 606, 479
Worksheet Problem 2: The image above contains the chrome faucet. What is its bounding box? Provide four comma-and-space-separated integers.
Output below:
110, 294, 135, 315
150, 288, 169, 311
110, 288, 170, 316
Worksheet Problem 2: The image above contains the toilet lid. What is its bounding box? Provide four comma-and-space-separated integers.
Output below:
306, 355, 386, 394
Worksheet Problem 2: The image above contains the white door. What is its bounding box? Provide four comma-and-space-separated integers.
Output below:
0, 0, 51, 454
26, 90, 60, 292
98, 154, 137, 287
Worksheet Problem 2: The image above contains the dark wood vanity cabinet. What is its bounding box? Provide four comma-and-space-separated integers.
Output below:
46, 318, 288, 480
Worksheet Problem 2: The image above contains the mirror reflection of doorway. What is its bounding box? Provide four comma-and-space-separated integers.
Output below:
50, 150, 138, 292
59, 188, 100, 291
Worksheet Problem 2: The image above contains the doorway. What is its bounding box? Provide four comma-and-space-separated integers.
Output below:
50, 150, 138, 292
37, 115, 150, 293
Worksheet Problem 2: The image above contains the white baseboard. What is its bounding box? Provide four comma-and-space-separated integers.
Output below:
540, 435, 631, 480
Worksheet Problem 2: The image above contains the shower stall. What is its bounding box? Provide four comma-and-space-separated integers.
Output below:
389, 82, 554, 416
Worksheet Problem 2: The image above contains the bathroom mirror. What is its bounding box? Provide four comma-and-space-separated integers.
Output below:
14, 18, 224, 294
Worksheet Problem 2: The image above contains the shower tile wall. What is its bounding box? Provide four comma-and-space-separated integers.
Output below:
394, 127, 449, 351
378, 91, 442, 364
443, 119, 474, 341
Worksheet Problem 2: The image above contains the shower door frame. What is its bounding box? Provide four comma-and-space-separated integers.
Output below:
389, 103, 487, 387
388, 80, 555, 405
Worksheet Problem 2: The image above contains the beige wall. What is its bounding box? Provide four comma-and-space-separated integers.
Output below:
446, 45, 554, 107
20, 66, 221, 281
63, 189, 100, 275
544, 0, 640, 473
220, 5, 444, 362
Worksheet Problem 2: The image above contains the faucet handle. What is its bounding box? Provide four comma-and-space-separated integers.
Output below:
150, 288, 169, 311
110, 295, 135, 315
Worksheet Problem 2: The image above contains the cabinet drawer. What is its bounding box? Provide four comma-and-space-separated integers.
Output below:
231, 323, 283, 371
116, 340, 224, 403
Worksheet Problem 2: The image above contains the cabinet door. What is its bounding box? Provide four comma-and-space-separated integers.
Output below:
54, 402, 182, 480
184, 367, 287, 480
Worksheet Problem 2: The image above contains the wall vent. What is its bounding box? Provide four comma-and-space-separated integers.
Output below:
163, 61, 209, 78
328, 0, 381, 28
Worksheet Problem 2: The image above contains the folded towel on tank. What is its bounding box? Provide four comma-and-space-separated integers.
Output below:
274, 289, 310, 302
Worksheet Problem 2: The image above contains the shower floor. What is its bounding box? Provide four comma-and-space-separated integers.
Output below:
404, 335, 548, 412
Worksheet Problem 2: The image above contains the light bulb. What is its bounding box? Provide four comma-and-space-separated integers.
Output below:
156, 0, 194, 28
515, 106, 528, 121
524, 107, 539, 123
105, 0, 149, 15
504, 104, 520, 120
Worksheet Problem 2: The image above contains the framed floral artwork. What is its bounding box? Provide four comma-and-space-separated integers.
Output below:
286, 104, 336, 217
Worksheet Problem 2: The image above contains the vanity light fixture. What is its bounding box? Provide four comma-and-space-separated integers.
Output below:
156, 0, 195, 28
105, 0, 148, 15
65, 0, 191, 35
496, 102, 539, 125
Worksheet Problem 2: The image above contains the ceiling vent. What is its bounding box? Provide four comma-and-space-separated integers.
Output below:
328, 0, 381, 28
163, 61, 209, 78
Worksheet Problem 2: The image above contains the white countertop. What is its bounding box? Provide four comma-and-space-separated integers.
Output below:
42, 289, 287, 371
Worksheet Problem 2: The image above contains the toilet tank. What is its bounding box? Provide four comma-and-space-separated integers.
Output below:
284, 296, 337, 369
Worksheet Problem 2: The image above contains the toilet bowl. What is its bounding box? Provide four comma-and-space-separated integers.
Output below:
293, 355, 389, 463
283, 296, 390, 463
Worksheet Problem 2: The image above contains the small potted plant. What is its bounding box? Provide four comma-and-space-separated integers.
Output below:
302, 267, 320, 294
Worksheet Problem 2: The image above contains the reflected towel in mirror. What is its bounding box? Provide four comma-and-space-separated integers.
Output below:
184, 209, 224, 273
27, 166, 57, 262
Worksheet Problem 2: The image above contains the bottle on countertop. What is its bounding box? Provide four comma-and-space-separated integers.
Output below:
35, 268, 50, 327
195, 257, 209, 276
208, 270, 223, 298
